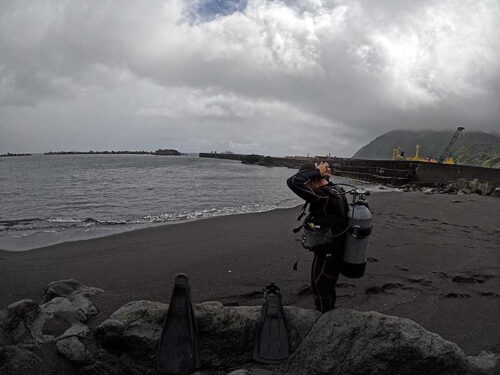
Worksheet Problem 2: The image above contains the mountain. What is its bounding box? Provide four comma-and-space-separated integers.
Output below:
353, 130, 500, 168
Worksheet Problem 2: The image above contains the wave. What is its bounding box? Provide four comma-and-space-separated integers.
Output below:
0, 201, 299, 235
0, 183, 395, 238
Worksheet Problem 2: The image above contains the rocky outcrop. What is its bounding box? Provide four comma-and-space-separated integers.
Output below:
1, 280, 498, 375
0, 279, 102, 374
401, 178, 499, 196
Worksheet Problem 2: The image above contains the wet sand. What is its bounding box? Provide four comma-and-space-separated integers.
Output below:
0, 192, 499, 355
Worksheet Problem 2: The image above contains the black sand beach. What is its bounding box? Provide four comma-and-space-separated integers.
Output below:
0, 191, 499, 355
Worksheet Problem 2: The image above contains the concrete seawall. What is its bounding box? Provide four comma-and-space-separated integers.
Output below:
199, 153, 500, 188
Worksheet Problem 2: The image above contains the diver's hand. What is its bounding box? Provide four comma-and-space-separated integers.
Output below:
316, 161, 332, 177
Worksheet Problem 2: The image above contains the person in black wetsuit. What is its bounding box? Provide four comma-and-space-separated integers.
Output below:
287, 161, 349, 312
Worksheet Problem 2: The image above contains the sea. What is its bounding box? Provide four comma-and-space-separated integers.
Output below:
0, 154, 387, 251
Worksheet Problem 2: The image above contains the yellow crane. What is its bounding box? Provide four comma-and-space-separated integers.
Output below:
392, 127, 465, 164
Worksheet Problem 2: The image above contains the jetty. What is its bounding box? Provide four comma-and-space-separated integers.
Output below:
199, 152, 500, 188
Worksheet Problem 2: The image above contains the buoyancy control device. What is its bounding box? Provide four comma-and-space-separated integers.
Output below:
341, 189, 373, 278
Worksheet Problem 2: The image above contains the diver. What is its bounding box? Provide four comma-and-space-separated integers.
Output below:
287, 161, 349, 312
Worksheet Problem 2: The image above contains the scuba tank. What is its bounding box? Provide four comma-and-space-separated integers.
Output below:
341, 189, 373, 278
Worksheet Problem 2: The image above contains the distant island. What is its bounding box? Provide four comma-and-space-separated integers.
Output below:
155, 149, 183, 156
0, 153, 32, 157
44, 149, 183, 156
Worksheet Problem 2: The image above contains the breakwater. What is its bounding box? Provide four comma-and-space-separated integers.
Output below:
199, 153, 500, 188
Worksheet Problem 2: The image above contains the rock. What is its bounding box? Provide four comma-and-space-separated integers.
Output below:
0, 325, 12, 346
0, 299, 38, 342
441, 184, 457, 194
469, 179, 494, 196
227, 370, 280, 375
45, 279, 104, 302
452, 179, 494, 196
30, 294, 93, 342
95, 319, 127, 349
30, 281, 100, 343
6, 300, 38, 322
423, 188, 434, 194
283, 306, 321, 352
454, 178, 469, 190
55, 323, 90, 341
492, 187, 500, 198
96, 300, 167, 357
281, 309, 495, 375
39, 293, 95, 323
195, 301, 260, 368
468, 352, 500, 373
77, 350, 125, 375
227, 370, 252, 375
197, 302, 320, 369
0, 345, 41, 375
56, 336, 94, 365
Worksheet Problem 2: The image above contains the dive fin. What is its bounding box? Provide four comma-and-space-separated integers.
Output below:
253, 283, 290, 364
157, 274, 201, 375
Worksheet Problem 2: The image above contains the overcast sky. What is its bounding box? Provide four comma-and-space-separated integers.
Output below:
1, 0, 499, 157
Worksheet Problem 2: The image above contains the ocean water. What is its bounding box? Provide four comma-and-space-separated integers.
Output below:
0, 154, 383, 251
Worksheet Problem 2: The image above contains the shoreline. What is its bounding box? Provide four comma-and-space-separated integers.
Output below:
0, 191, 499, 355
0, 186, 396, 252
0, 203, 303, 252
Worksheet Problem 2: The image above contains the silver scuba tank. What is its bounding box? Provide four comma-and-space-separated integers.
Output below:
341, 189, 373, 278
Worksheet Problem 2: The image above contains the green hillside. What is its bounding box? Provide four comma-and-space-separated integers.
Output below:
353, 130, 500, 168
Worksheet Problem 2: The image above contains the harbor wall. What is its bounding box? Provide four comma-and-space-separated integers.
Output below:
412, 161, 500, 186
199, 153, 500, 187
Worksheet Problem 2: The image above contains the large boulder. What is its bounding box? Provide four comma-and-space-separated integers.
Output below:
96, 300, 166, 358
281, 309, 498, 375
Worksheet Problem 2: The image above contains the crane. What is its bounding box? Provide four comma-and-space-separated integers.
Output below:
437, 127, 465, 164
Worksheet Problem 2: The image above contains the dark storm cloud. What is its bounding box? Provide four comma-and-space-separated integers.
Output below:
0, 0, 499, 156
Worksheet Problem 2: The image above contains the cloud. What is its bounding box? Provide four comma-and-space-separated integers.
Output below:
1, 0, 499, 155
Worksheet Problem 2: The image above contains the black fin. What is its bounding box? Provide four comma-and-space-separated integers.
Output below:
253, 283, 290, 364
157, 274, 201, 374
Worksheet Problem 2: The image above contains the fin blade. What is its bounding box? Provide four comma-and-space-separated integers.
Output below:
157, 274, 200, 374
253, 284, 290, 364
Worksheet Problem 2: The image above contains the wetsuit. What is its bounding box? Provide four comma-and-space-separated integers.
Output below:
287, 167, 349, 312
